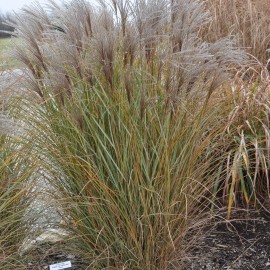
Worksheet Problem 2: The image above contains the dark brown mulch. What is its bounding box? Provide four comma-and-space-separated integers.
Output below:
184, 210, 270, 270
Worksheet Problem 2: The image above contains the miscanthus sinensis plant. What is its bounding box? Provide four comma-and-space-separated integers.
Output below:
6, 0, 247, 268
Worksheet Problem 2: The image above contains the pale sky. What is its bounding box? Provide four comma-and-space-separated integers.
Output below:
1, 0, 98, 13
0, 0, 63, 12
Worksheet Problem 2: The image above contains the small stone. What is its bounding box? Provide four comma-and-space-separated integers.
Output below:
67, 254, 75, 259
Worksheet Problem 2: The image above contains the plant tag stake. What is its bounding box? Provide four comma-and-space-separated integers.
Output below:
49, 261, 72, 270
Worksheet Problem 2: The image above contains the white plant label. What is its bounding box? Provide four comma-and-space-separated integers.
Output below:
49, 261, 72, 270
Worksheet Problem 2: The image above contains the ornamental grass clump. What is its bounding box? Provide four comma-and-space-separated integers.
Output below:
6, 0, 249, 268
15, 73, 228, 269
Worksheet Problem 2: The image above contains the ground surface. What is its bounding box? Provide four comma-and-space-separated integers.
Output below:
185, 210, 270, 270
